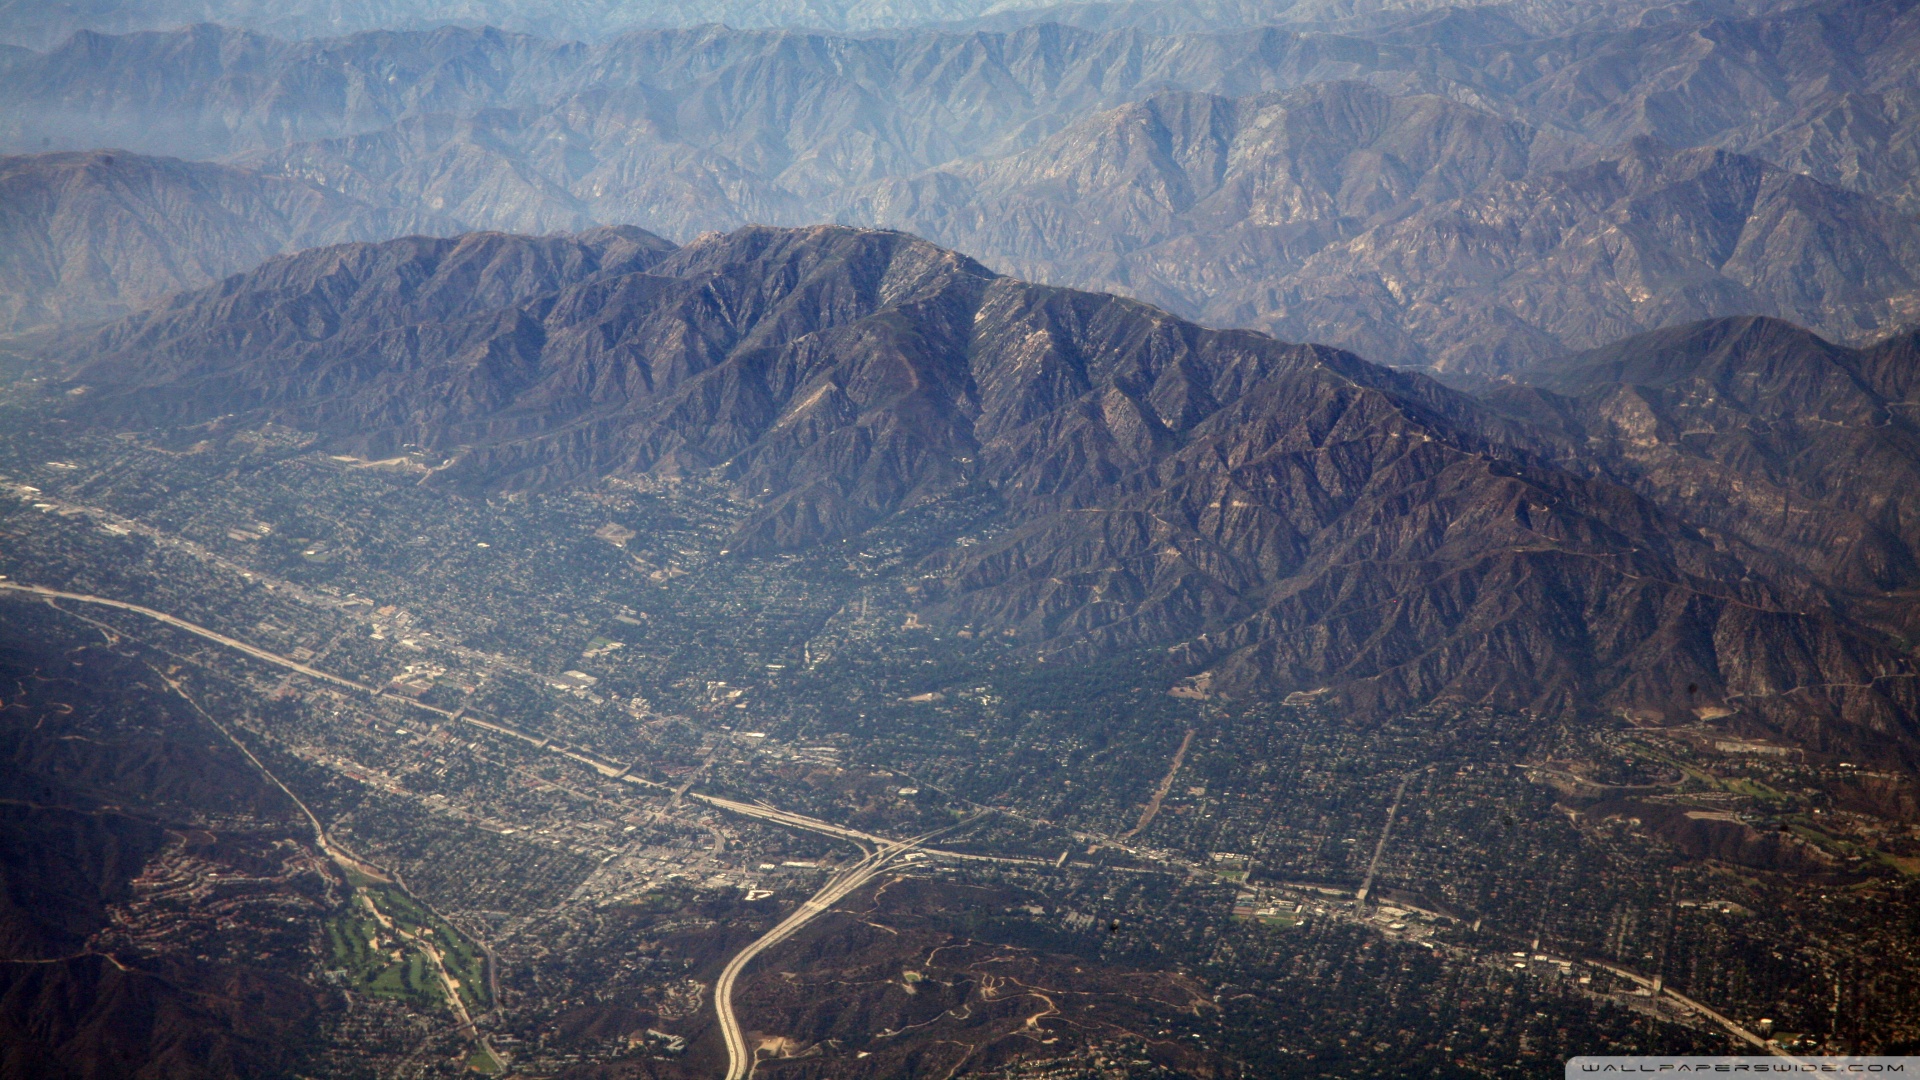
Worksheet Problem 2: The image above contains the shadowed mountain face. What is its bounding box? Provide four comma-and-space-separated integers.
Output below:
45, 225, 1920, 766
0, 615, 337, 1080
0, 150, 460, 332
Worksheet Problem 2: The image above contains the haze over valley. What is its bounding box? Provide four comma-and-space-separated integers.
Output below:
3, 0, 1920, 1077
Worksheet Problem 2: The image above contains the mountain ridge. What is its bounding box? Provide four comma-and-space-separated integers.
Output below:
843, 86, 1920, 370
7, 11, 1918, 368
40, 224, 1920, 767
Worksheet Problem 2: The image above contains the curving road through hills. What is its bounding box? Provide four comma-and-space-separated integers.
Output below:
1, 580, 1785, 1065
713, 821, 974, 1080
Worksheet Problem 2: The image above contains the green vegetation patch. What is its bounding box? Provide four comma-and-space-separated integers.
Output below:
1725, 777, 1789, 804
1232, 910, 1302, 928
1875, 851, 1920, 877
325, 885, 490, 1013
618, 888, 687, 914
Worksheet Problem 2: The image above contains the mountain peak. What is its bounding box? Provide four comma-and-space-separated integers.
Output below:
36, 225, 1920, 764
657, 223, 997, 293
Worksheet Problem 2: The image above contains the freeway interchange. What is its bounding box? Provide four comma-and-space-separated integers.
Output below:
0, 579, 1789, 1073
710, 817, 983, 1080
0, 580, 1044, 1077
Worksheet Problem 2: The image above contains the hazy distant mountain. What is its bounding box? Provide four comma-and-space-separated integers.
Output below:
42, 225, 1920, 764
0, 21, 1468, 163
0, 0, 1809, 48
8, 1, 1917, 209
951, 0, 1809, 35
835, 84, 1920, 371
0, 0, 1046, 47
6, 8, 1917, 368
1207, 136, 1920, 370
836, 83, 1564, 303
0, 150, 458, 332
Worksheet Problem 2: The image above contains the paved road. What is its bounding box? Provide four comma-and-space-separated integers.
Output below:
1355, 767, 1422, 907
1583, 958, 1786, 1055
692, 793, 886, 850
691, 793, 1044, 867
713, 823, 965, 1080
0, 581, 666, 792
8, 581, 1791, 1068
2, 581, 375, 691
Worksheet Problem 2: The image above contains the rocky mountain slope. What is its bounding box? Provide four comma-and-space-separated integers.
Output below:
43, 225, 1920, 765
0, 150, 457, 331
53, 224, 676, 393
1490, 317, 1920, 619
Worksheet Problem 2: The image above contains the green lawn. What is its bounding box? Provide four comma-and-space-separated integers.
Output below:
326, 885, 490, 1012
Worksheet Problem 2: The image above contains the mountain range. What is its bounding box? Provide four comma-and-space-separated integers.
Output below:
2, 0, 1916, 369
9, 0, 1920, 1075
842, 88, 1920, 369
11, 3, 1915, 208
1494, 317, 1920, 615
7, 0, 1920, 768
39, 224, 1920, 768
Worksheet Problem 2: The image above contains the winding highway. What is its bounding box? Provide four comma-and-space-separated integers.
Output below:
712, 820, 975, 1080
0, 581, 666, 789
0, 579, 1028, 1078
5, 580, 1792, 1071
0, 581, 374, 691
